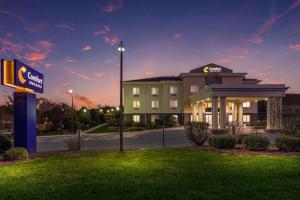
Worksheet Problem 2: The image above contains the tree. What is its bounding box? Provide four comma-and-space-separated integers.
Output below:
78, 107, 91, 128
63, 108, 79, 131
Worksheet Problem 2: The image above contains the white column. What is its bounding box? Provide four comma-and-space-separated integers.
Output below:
238, 102, 243, 123
267, 97, 274, 129
192, 104, 197, 122
212, 97, 219, 129
220, 97, 226, 129
199, 102, 204, 122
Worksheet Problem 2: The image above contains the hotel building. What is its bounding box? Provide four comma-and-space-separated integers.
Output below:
123, 63, 288, 130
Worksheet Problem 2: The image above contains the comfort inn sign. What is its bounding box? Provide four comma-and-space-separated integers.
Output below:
1, 59, 44, 93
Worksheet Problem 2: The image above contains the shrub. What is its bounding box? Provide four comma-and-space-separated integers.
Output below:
210, 129, 228, 135
242, 135, 270, 151
185, 122, 210, 146
0, 135, 12, 154
65, 139, 82, 150
208, 134, 236, 149
235, 134, 249, 144
2, 148, 28, 161
275, 136, 300, 152
128, 126, 145, 131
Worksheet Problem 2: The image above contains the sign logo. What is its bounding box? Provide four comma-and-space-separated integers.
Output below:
203, 66, 222, 73
1, 59, 44, 93
18, 66, 27, 84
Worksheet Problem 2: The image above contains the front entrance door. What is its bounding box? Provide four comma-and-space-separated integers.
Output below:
205, 114, 212, 125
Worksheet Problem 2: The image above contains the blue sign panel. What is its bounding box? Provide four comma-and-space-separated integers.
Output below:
14, 59, 44, 93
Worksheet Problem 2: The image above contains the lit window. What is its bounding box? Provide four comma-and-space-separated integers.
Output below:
133, 87, 140, 96
170, 86, 177, 96
151, 87, 159, 96
190, 85, 199, 93
133, 100, 140, 109
243, 115, 250, 123
133, 115, 140, 123
243, 101, 250, 108
228, 115, 233, 122
170, 100, 178, 109
151, 100, 159, 109
151, 115, 159, 123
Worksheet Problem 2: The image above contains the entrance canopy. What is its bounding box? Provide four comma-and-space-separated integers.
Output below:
190, 84, 289, 130
190, 84, 288, 103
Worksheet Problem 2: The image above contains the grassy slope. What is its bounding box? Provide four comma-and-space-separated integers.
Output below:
0, 149, 299, 200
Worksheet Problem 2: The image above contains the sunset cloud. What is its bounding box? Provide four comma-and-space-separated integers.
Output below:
174, 33, 183, 40
0, 9, 25, 22
24, 21, 49, 32
246, 0, 300, 44
82, 45, 92, 51
94, 25, 111, 36
93, 72, 104, 78
102, 0, 123, 13
64, 56, 78, 63
103, 35, 118, 46
289, 44, 300, 52
65, 92, 95, 107
56, 22, 75, 31
24, 53, 47, 61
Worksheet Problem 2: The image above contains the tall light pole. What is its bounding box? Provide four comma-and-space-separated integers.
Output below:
68, 89, 74, 133
118, 41, 125, 152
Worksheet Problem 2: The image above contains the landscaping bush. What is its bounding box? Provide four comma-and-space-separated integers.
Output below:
208, 134, 236, 149
128, 126, 145, 131
0, 135, 12, 154
242, 135, 270, 151
65, 139, 82, 150
2, 147, 28, 161
235, 134, 249, 144
275, 136, 300, 152
185, 122, 210, 145
210, 129, 228, 135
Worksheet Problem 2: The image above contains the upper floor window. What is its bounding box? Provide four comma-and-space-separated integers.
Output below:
151, 100, 159, 109
190, 85, 199, 93
133, 100, 140, 109
170, 100, 178, 109
243, 101, 250, 108
170, 86, 177, 96
151, 87, 159, 96
132, 87, 140, 96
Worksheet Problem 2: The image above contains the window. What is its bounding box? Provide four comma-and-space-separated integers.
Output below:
132, 87, 140, 96
170, 100, 178, 109
151, 100, 159, 109
133, 100, 140, 109
243, 115, 250, 123
228, 115, 233, 122
151, 115, 159, 123
243, 101, 250, 108
151, 87, 159, 96
170, 86, 177, 96
190, 85, 199, 93
133, 115, 140, 123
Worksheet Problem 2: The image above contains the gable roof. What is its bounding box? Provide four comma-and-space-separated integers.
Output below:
189, 63, 233, 73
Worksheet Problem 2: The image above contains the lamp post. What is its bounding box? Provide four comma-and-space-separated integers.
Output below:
68, 89, 74, 133
118, 41, 125, 152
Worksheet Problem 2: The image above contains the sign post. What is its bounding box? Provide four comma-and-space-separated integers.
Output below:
1, 59, 44, 153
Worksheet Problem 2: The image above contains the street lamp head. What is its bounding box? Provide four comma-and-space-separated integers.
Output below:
68, 89, 73, 94
83, 108, 87, 112
118, 41, 125, 52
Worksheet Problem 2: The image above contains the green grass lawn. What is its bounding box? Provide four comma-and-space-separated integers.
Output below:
0, 149, 299, 200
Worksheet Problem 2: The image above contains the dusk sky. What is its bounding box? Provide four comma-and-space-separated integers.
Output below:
1, 0, 300, 108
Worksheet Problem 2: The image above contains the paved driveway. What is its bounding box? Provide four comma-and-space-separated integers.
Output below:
37, 127, 191, 152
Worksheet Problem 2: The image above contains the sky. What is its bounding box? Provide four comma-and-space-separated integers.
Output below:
0, 0, 300, 108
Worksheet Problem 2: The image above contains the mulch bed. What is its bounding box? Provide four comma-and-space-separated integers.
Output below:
190, 145, 300, 156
